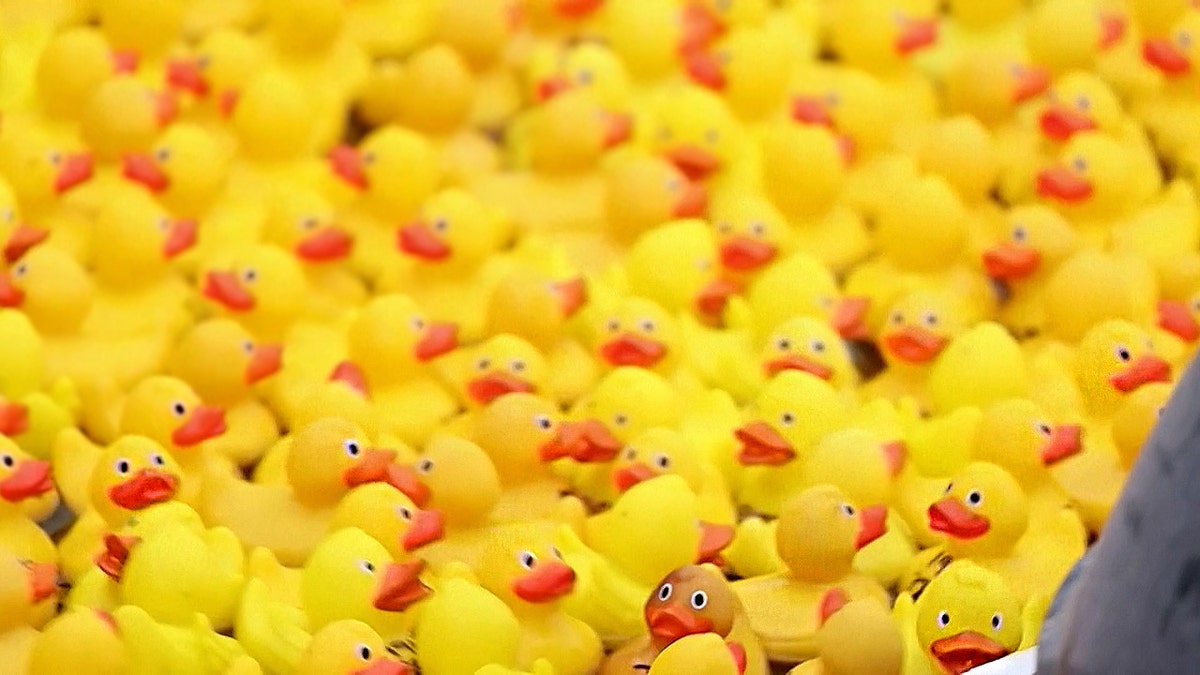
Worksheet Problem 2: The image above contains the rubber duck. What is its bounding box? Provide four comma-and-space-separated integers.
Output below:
110, 604, 250, 674
623, 218, 737, 326
0, 546, 60, 672
863, 289, 971, 407
893, 560, 1042, 675
648, 632, 743, 675
787, 595, 903, 675
644, 85, 749, 190
731, 484, 889, 663
942, 52, 1050, 133
474, 523, 603, 675
27, 608, 128, 675
76, 76, 178, 170
734, 371, 852, 516
0, 436, 58, 565
1073, 318, 1172, 419
1109, 180, 1200, 296
300, 619, 414, 675
983, 205, 1080, 338
0, 306, 78, 460
684, 22, 795, 123
526, 40, 635, 119
927, 461, 1086, 602
0, 125, 94, 258
434, 0, 527, 127
330, 483, 445, 561
226, 70, 327, 196
611, 427, 736, 526
201, 243, 308, 341
707, 192, 792, 282
413, 572, 527, 675
120, 122, 233, 222
597, 0, 684, 84
759, 317, 858, 396
441, 333, 547, 413
732, 253, 870, 341
1026, 0, 1130, 80
167, 28, 267, 135
95, 0, 187, 84
166, 318, 283, 467
589, 294, 683, 379
1111, 382, 1171, 471
16, 27, 113, 142
603, 151, 708, 251
0, 179, 44, 265
1039, 250, 1159, 343
199, 416, 408, 565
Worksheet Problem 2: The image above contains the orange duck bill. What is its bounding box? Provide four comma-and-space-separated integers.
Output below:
342, 448, 400, 488
95, 533, 141, 581
735, 421, 795, 466
600, 333, 667, 368
244, 343, 284, 385
122, 152, 169, 192
413, 322, 458, 362
695, 277, 741, 320
328, 145, 368, 190
556, 0, 605, 19
54, 153, 94, 194
467, 371, 535, 405
161, 218, 197, 258
397, 222, 451, 261
172, 405, 227, 447
930, 631, 1011, 675
553, 277, 588, 317
881, 441, 906, 477
928, 498, 989, 539
1038, 105, 1097, 142
611, 461, 659, 492
0, 400, 28, 435
295, 226, 353, 262
719, 237, 776, 271
107, 469, 179, 511
0, 459, 53, 502
673, 178, 709, 218
831, 296, 870, 340
165, 57, 210, 97
386, 464, 431, 507
25, 560, 59, 603
401, 509, 444, 552
696, 521, 735, 564
202, 271, 255, 311
666, 145, 720, 182
883, 326, 948, 364
512, 560, 576, 603
855, 504, 888, 550
894, 16, 938, 55
678, 1, 726, 54
1010, 65, 1050, 103
1041, 424, 1083, 466
1036, 165, 1093, 202
539, 419, 622, 463
763, 354, 831, 380
354, 659, 414, 675
1143, 37, 1191, 76
647, 602, 713, 648
4, 224, 48, 263
1109, 354, 1171, 392
373, 560, 432, 612
982, 242, 1040, 281
1158, 300, 1200, 342
329, 360, 370, 396
684, 49, 727, 90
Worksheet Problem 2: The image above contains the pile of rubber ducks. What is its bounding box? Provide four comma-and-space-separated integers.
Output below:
0, 0, 1195, 672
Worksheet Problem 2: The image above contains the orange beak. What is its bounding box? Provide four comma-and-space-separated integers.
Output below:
401, 508, 445, 552
329, 361, 369, 396
1098, 12, 1126, 50
1143, 37, 1190, 75
3, 224, 47, 263
553, 277, 588, 317
763, 354, 832, 380
611, 461, 659, 492
684, 49, 726, 90
0, 459, 53, 502
162, 218, 197, 258
673, 179, 709, 218
734, 420, 796, 466
467, 371, 535, 405
354, 659, 414, 675
107, 469, 178, 511
218, 89, 239, 118
855, 504, 888, 549
695, 277, 741, 320
0, 400, 28, 435
646, 602, 713, 650
154, 90, 179, 127
111, 50, 139, 74
387, 464, 431, 507
928, 498, 990, 539
328, 145, 368, 190
25, 560, 59, 603
555, 0, 605, 19
55, 153, 94, 194
930, 631, 1011, 675
373, 560, 431, 612
894, 17, 939, 55
1011, 64, 1050, 103
171, 405, 226, 447
882, 326, 949, 364
982, 241, 1041, 280
832, 296, 870, 340
881, 441, 906, 477
719, 237, 777, 272
538, 419, 622, 463
1036, 165, 1093, 203
1109, 354, 1171, 393
202, 271, 254, 311
603, 112, 633, 148
511, 560, 576, 603
342, 448, 399, 488
819, 587, 849, 626
1041, 424, 1082, 466
95, 533, 140, 581
791, 96, 834, 126
122, 152, 169, 192
397, 222, 451, 261
696, 521, 735, 564
600, 333, 667, 368
535, 76, 570, 101
665, 146, 720, 182
244, 342, 284, 384
165, 57, 209, 97
295, 226, 353, 262
678, 1, 726, 54
414, 322, 459, 361
1158, 299, 1200, 342
1038, 105, 1097, 142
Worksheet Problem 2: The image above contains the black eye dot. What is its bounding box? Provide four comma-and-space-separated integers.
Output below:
776, 338, 791, 350
433, 218, 449, 232
991, 613, 1002, 630
657, 582, 672, 601
172, 402, 186, 416
359, 645, 371, 660
535, 416, 552, 430
361, 560, 375, 573
938, 611, 950, 628
1038, 423, 1052, 436
1116, 346, 1131, 362
116, 459, 131, 475
654, 454, 670, 469
640, 320, 655, 333
614, 414, 628, 426
944, 481, 953, 494
967, 490, 982, 506
1, 455, 12, 468
477, 358, 491, 370
155, 148, 170, 162
150, 453, 165, 466
243, 269, 257, 282
511, 360, 526, 373
344, 440, 361, 457
840, 503, 855, 517
1012, 225, 1027, 242
811, 340, 826, 353
781, 412, 795, 425
519, 551, 537, 569
418, 458, 434, 474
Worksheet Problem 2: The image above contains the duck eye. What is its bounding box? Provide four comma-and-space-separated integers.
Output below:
432, 218, 449, 232
750, 221, 766, 236
357, 644, 371, 661
605, 318, 620, 333
242, 268, 258, 283
1179, 31, 1193, 48
343, 440, 361, 457
705, 129, 719, 145
889, 310, 904, 325
775, 337, 791, 350
46, 151, 62, 166
154, 147, 170, 162
937, 611, 950, 629
639, 319, 655, 333
1072, 156, 1087, 172
780, 412, 795, 425
922, 312, 938, 327
1, 455, 12, 468
534, 415, 553, 430
196, 54, 212, 69
614, 413, 628, 426
361, 151, 376, 165
299, 217, 319, 231
653, 453, 670, 469
397, 506, 412, 520
839, 503, 855, 517
150, 453, 166, 466
991, 613, 1003, 631
810, 339, 826, 353
171, 401, 187, 417
518, 550, 537, 569
966, 490, 983, 506
12, 263, 27, 278
665, 177, 681, 192
717, 221, 733, 234
1114, 345, 1131, 362
1075, 96, 1090, 111
476, 358, 492, 371
1012, 225, 1027, 242
359, 560, 375, 574
511, 359, 526, 373
417, 458, 434, 474
115, 458, 131, 475
1036, 422, 1052, 436
690, 590, 708, 609
157, 217, 171, 232
576, 69, 593, 84
657, 582, 673, 601
944, 481, 953, 494
623, 446, 637, 460
241, 340, 255, 354
410, 317, 425, 331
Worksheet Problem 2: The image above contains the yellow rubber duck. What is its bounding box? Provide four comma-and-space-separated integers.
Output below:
474, 523, 603, 675
588, 294, 684, 379
167, 28, 267, 137
1039, 249, 1159, 344
95, 0, 187, 83
603, 151, 708, 253
1111, 381, 1171, 471
893, 560, 1043, 675
942, 52, 1050, 133
111, 604, 251, 675
415, 571, 526, 675
330, 483, 446, 561
707, 192, 792, 282
926, 461, 1086, 603
0, 307, 77, 459
683, 22, 795, 123
733, 253, 871, 341
300, 619, 414, 675
1026, 0, 1130, 80
0, 436, 58, 565
199, 416, 408, 565
226, 70, 327, 196
167, 318, 283, 467
597, 0, 685, 84
734, 371, 851, 516
27, 608, 127, 675
864, 289, 971, 408
75, 76, 178, 179
644, 85, 750, 190
201, 243, 308, 341
731, 484, 889, 663
983, 205, 1080, 338
611, 427, 736, 526
0, 546, 60, 672
12, 27, 113, 142
440, 333, 548, 413
0, 125, 94, 257
787, 594, 902, 675
1073, 318, 1172, 419
120, 122, 234, 229
647, 632, 742, 675
623, 218, 737, 326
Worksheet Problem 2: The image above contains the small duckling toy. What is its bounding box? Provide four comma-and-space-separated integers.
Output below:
1111, 382, 1170, 471
787, 594, 902, 675
27, 608, 128, 675
0, 546, 60, 671
611, 427, 736, 525
441, 333, 547, 412
603, 152, 708, 250
330, 483, 445, 561
0, 436, 57, 565
623, 218, 736, 326
201, 243, 308, 342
